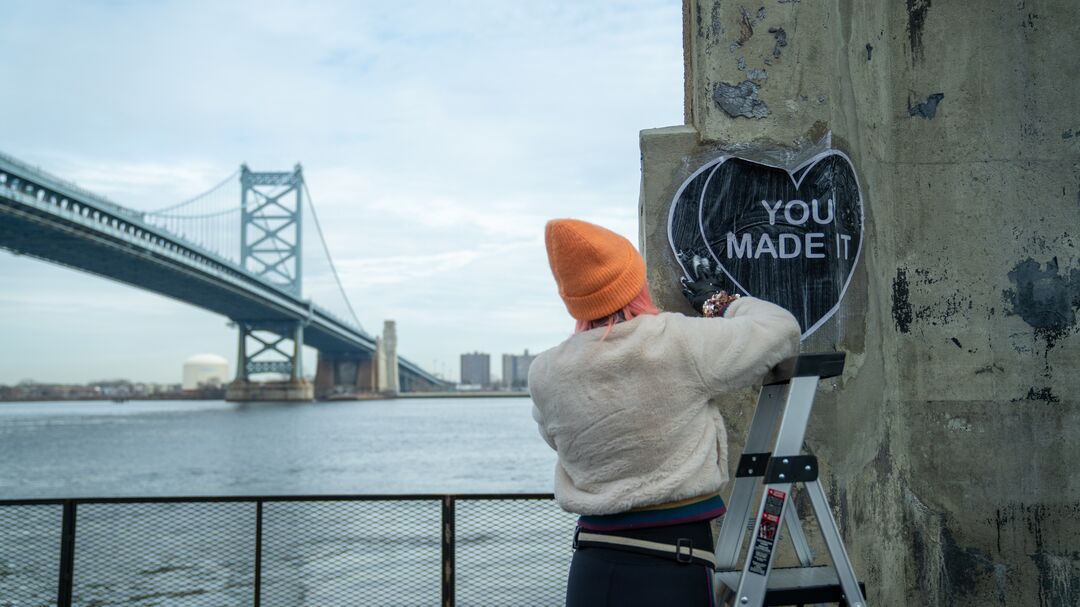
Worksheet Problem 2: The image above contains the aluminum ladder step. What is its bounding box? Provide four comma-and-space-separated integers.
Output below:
716, 565, 868, 606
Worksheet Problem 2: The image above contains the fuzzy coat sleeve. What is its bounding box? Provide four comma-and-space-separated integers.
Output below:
676, 297, 802, 393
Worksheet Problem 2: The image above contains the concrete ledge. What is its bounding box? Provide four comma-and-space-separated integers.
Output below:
639, 123, 702, 313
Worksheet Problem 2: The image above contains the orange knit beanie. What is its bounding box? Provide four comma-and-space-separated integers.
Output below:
544, 219, 646, 321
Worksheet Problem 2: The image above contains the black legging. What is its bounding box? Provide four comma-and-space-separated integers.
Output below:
565, 520, 716, 607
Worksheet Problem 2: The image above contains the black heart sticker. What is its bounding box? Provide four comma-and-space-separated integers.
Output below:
667, 151, 864, 338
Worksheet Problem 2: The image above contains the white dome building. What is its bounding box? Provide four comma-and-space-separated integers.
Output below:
182, 354, 229, 390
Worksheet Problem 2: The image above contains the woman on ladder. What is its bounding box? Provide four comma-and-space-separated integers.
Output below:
528, 219, 800, 606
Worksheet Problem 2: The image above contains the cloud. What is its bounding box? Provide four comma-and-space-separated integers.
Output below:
39, 157, 231, 209
336, 248, 486, 289
366, 197, 544, 241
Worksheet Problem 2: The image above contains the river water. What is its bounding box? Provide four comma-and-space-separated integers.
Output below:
0, 397, 555, 498
0, 398, 573, 606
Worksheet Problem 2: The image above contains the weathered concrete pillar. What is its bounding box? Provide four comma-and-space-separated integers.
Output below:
313, 353, 336, 399
314, 351, 377, 399
375, 336, 385, 393
355, 354, 375, 393
640, 2, 1080, 604
376, 320, 399, 395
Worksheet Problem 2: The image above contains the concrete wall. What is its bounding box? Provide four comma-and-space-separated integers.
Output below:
640, 1, 1080, 604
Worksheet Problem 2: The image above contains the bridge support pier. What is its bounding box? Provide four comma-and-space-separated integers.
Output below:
376, 320, 400, 396
313, 321, 401, 399
225, 380, 313, 402
225, 320, 313, 402
314, 351, 376, 399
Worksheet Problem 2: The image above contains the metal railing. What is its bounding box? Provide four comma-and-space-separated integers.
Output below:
0, 494, 576, 607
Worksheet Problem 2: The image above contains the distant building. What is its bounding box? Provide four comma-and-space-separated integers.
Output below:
502, 349, 536, 390
182, 354, 229, 391
460, 352, 491, 387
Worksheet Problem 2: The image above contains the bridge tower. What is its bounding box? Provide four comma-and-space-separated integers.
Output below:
225, 165, 314, 402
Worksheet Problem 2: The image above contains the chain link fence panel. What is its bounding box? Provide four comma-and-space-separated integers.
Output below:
262, 500, 441, 606
73, 502, 256, 606
455, 497, 576, 606
0, 495, 573, 607
0, 504, 62, 607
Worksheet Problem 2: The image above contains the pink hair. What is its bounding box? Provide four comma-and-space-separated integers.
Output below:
575, 285, 661, 338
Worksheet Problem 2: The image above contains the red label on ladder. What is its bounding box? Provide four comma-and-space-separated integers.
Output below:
766, 488, 786, 502
748, 489, 787, 575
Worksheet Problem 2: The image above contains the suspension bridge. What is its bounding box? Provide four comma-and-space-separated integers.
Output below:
0, 151, 449, 400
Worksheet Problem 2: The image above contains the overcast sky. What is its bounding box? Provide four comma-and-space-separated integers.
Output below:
0, 0, 683, 385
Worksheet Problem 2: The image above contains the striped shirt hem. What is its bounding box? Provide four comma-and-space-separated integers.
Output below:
577, 494, 727, 531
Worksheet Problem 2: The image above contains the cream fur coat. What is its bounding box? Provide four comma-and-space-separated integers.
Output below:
528, 297, 800, 515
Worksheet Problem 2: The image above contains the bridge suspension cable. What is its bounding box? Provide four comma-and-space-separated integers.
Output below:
148, 207, 239, 220
142, 169, 243, 264
302, 182, 364, 332
145, 169, 241, 215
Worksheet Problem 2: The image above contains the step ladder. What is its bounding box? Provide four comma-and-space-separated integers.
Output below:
714, 353, 867, 607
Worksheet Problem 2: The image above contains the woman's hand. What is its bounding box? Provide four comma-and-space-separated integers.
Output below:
680, 255, 727, 313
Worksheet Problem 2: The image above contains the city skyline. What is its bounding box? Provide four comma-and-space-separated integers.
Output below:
457, 349, 535, 386
0, 344, 540, 387
0, 1, 681, 384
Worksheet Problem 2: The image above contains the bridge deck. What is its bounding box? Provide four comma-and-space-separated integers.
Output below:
0, 152, 446, 388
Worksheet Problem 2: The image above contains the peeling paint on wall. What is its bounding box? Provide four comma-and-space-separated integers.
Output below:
909, 93, 945, 119
906, 0, 933, 60
709, 2, 723, 37
892, 268, 913, 333
1003, 257, 1080, 349
768, 26, 788, 58
736, 55, 766, 82
736, 6, 754, 46
914, 289, 972, 328
1014, 387, 1062, 403
888, 267, 974, 333
1021, 10, 1042, 31
713, 80, 770, 119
